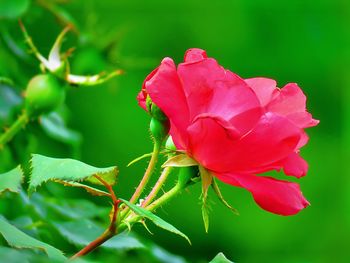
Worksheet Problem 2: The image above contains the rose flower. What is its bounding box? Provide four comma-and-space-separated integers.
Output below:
138, 48, 319, 216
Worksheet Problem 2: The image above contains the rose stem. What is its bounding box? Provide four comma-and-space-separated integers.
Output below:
128, 142, 161, 204
141, 166, 172, 207
73, 177, 190, 258
0, 111, 29, 149
70, 175, 120, 259
118, 181, 186, 233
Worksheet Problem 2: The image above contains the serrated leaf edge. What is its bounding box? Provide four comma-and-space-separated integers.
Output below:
28, 154, 118, 193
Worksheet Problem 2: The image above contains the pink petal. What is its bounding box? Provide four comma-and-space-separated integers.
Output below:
184, 48, 207, 63
178, 54, 262, 135
267, 83, 319, 128
287, 112, 320, 128
297, 131, 309, 149
137, 66, 160, 110
169, 122, 187, 151
245, 77, 277, 107
187, 112, 301, 174
215, 172, 310, 215
137, 90, 147, 111
282, 152, 308, 178
145, 57, 190, 148
142, 66, 159, 91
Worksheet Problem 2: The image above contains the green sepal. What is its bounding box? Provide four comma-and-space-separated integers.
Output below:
46, 26, 71, 74
66, 70, 123, 86
212, 178, 239, 215
146, 95, 152, 113
199, 166, 213, 233
162, 154, 197, 168
127, 152, 153, 167
150, 104, 167, 121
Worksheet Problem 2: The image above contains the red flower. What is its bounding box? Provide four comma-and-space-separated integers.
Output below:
138, 48, 319, 216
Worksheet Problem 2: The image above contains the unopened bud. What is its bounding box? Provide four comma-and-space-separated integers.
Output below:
150, 118, 170, 143
177, 166, 199, 188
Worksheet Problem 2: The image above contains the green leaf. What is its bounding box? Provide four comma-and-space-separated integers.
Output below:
0, 84, 22, 125
212, 179, 239, 215
0, 0, 30, 19
120, 199, 191, 244
29, 154, 118, 193
150, 244, 187, 263
162, 154, 198, 168
54, 181, 110, 197
199, 166, 213, 233
40, 112, 82, 146
0, 246, 32, 263
0, 166, 23, 195
53, 219, 144, 250
0, 217, 66, 261
0, 77, 14, 86
209, 252, 234, 263
32, 195, 108, 220
0, 246, 60, 263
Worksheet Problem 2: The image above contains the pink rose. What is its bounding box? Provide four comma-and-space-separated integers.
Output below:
138, 48, 319, 216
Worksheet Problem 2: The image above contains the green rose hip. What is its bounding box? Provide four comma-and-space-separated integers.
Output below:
25, 74, 65, 117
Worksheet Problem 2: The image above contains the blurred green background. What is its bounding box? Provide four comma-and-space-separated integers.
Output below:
0, 0, 349, 262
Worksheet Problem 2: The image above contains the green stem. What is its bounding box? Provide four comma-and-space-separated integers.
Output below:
141, 166, 172, 207
74, 180, 190, 258
128, 142, 161, 204
119, 143, 161, 221
0, 111, 29, 149
118, 182, 184, 233
145, 182, 182, 212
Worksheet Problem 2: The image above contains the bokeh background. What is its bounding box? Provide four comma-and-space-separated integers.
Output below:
0, 0, 349, 262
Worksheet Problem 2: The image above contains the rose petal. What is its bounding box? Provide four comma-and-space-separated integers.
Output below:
184, 48, 207, 63
245, 77, 277, 107
282, 152, 308, 178
287, 112, 320, 128
137, 66, 160, 110
215, 172, 310, 215
145, 57, 190, 148
267, 83, 319, 128
137, 90, 147, 110
178, 55, 262, 135
169, 121, 187, 150
297, 131, 309, 149
187, 112, 301, 174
